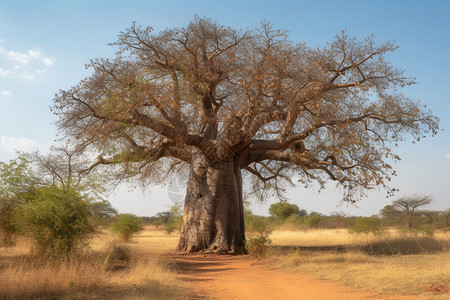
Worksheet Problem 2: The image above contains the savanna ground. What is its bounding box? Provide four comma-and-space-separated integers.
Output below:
0, 226, 448, 299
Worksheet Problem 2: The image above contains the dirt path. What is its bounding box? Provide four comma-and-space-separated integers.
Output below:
164, 253, 418, 300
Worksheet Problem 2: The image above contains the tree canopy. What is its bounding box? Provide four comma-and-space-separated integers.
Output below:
269, 201, 303, 219
53, 17, 438, 203
392, 195, 432, 229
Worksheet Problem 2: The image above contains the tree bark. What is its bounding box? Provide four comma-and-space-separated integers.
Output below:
176, 150, 246, 254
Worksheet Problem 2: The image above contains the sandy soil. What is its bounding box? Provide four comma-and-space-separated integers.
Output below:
165, 253, 419, 300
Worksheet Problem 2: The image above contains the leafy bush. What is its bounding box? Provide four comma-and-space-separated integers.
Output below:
269, 201, 302, 220
0, 154, 42, 245
0, 197, 21, 245
110, 214, 143, 242
349, 217, 382, 234
245, 215, 272, 257
283, 215, 304, 230
164, 215, 183, 234
89, 200, 118, 226
15, 186, 95, 260
304, 214, 322, 228
245, 215, 272, 237
244, 236, 271, 257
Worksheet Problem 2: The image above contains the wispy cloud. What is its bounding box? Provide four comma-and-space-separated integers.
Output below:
0, 43, 55, 81
0, 67, 13, 77
19, 70, 36, 80
0, 136, 38, 154
1, 47, 43, 65
42, 57, 55, 66
1, 90, 12, 96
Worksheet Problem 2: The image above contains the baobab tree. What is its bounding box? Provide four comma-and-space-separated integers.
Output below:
53, 17, 439, 254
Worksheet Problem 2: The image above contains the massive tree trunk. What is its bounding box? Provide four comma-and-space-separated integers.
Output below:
176, 150, 246, 254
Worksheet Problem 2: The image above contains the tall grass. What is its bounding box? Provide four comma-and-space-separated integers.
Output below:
270, 228, 448, 246
0, 226, 185, 299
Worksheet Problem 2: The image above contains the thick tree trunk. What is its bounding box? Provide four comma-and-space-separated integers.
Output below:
176, 151, 246, 254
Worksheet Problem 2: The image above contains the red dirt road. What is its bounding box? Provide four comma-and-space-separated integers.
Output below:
166, 254, 418, 300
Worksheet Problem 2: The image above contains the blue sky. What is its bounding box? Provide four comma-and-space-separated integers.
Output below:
0, 0, 449, 216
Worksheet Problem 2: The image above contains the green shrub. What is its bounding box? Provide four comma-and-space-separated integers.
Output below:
0, 197, 21, 245
269, 201, 301, 220
283, 215, 304, 229
349, 217, 382, 234
244, 236, 271, 257
164, 215, 183, 234
245, 215, 272, 237
15, 186, 95, 260
0, 153, 42, 245
88, 200, 118, 226
304, 214, 322, 228
110, 214, 143, 242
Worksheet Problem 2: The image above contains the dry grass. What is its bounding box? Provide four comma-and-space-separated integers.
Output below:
2, 225, 448, 299
0, 226, 186, 300
268, 229, 450, 299
270, 228, 449, 247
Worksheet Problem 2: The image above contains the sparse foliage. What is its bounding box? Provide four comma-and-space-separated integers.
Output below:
110, 213, 143, 242
0, 197, 20, 245
89, 200, 118, 226
328, 211, 347, 228
244, 236, 271, 257
0, 154, 42, 244
53, 17, 439, 253
392, 195, 432, 230
244, 215, 272, 257
0, 153, 41, 201
245, 215, 272, 237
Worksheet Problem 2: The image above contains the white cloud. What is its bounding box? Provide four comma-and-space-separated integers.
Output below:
6, 49, 35, 64
445, 154, 450, 160
42, 57, 55, 66
1, 90, 12, 96
0, 39, 4, 43
0, 45, 55, 81
28, 49, 40, 58
19, 69, 46, 80
0, 67, 13, 77
0, 136, 38, 154
19, 70, 36, 80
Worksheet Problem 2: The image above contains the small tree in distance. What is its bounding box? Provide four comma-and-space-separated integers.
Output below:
111, 214, 143, 242
269, 201, 304, 220
392, 195, 432, 230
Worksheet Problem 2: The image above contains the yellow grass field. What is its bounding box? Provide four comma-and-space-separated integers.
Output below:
269, 229, 450, 299
1, 226, 449, 299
